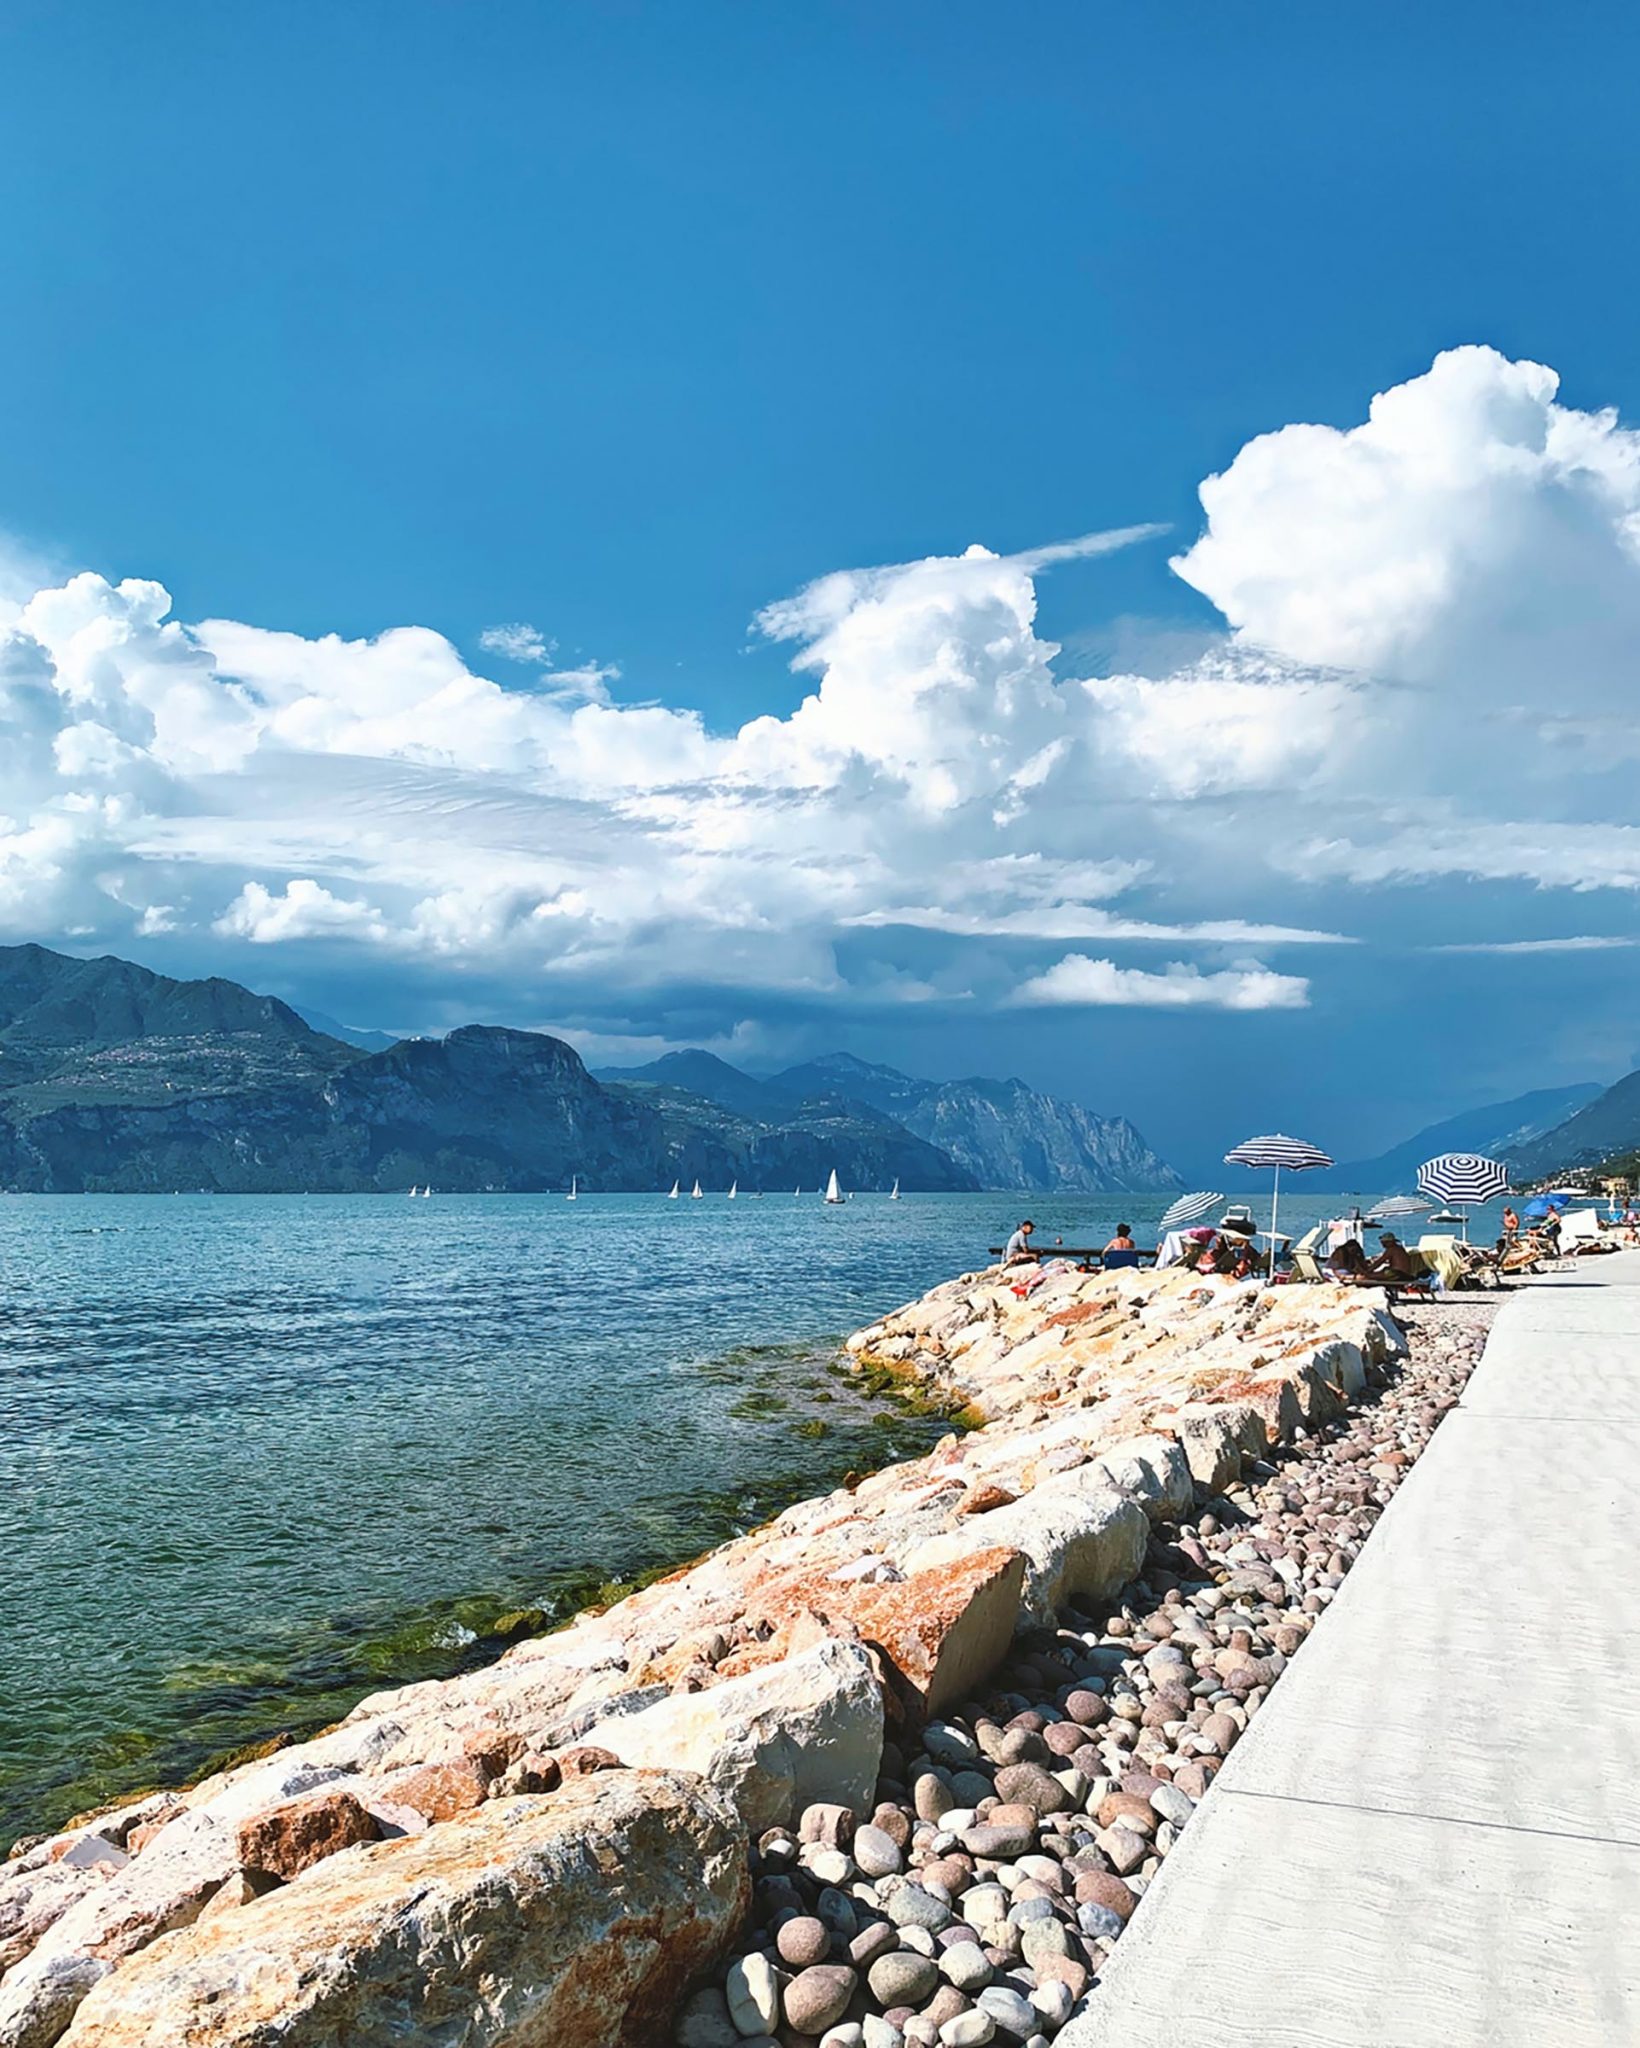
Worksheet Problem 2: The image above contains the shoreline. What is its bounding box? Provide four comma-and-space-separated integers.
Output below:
2, 1345, 960, 1857
0, 1262, 1441, 2045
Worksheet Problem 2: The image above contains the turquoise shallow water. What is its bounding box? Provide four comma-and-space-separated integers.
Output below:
1, 1186, 1500, 1844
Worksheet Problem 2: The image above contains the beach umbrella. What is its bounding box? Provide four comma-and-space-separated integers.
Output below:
1416, 1152, 1509, 1240
1222, 1134, 1333, 1269
1523, 1193, 1572, 1221
1159, 1191, 1222, 1232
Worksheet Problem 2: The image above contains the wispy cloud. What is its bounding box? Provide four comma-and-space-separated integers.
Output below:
1431, 936, 1638, 954
478, 622, 553, 664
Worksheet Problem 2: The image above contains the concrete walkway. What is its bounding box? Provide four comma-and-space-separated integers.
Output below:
1062, 1255, 1640, 2048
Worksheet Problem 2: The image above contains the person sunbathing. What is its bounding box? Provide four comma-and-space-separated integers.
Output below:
1368, 1232, 1425, 1283
1327, 1237, 1375, 1282
1103, 1224, 1140, 1270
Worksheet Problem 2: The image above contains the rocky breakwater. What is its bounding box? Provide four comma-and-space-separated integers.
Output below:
1, 1264, 1414, 2047
687, 1296, 1494, 2048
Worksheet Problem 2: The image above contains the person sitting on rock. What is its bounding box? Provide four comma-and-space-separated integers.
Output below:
1102, 1223, 1141, 1271
1003, 1219, 1036, 1266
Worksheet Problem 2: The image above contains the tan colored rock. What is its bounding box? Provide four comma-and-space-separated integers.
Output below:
0, 1814, 238, 2047
845, 1547, 1025, 1719
234, 1789, 380, 1883
904, 1489, 1148, 1629
0, 1862, 99, 1973
195, 1870, 283, 1924
1167, 1400, 1268, 1489
364, 1758, 491, 1825
579, 1639, 883, 1833
57, 1771, 746, 2048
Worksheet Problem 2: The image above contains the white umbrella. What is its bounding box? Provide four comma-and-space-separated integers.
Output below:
1223, 1134, 1334, 1269
1416, 1153, 1508, 1240
1158, 1191, 1222, 1232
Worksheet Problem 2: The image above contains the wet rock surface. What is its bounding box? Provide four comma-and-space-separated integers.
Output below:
686, 1300, 1495, 2042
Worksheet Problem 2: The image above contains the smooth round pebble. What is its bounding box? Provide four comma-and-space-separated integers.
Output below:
778, 1915, 832, 1968
783, 1964, 858, 2035
938, 1941, 994, 1992
868, 1950, 940, 2007
724, 1951, 780, 2035
1077, 1901, 1125, 1940
940, 2014, 997, 2047
854, 1823, 905, 1878
976, 1985, 1037, 2037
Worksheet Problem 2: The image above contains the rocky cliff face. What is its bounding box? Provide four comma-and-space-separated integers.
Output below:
606, 1081, 978, 1193
0, 949, 978, 1192
770, 1055, 1183, 1193
1509, 1068, 1640, 1178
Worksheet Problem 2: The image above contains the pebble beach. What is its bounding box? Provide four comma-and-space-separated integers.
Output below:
680, 1299, 1496, 2047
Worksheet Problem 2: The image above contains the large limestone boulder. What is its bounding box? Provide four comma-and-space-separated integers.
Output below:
56, 1771, 745, 2048
1082, 1435, 1194, 1524
904, 1488, 1148, 1628
579, 1639, 883, 1833
844, 1547, 1024, 1719
1166, 1399, 1268, 1490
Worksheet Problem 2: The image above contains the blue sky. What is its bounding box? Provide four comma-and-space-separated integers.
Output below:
1, 2, 1638, 1175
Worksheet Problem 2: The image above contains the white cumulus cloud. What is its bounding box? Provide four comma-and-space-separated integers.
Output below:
1011, 954, 1311, 1010
215, 879, 389, 944
1, 347, 1637, 1049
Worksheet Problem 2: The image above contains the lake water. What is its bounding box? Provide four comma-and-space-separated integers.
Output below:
1, 1186, 1503, 1844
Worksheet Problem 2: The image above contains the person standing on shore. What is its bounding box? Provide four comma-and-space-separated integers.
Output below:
1502, 1204, 1519, 1242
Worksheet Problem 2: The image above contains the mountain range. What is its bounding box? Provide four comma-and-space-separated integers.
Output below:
598, 1050, 1183, 1193
1308, 1082, 1605, 1191
0, 945, 1178, 1194
1509, 1069, 1640, 1180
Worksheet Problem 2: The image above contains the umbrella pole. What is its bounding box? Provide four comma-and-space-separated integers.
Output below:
1269, 1164, 1281, 1277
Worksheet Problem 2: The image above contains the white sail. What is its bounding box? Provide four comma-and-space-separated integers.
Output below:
408, 1186, 419, 1198
794, 1187, 801, 1198
824, 1169, 843, 1204
422, 1186, 431, 1197
727, 1180, 737, 1199
890, 1179, 900, 1200
668, 1180, 680, 1199
567, 1175, 577, 1201
691, 1180, 703, 1199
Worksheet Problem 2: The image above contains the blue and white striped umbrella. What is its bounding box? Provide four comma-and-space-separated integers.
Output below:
1159, 1190, 1222, 1232
1416, 1153, 1509, 1207
1224, 1135, 1334, 1172
1223, 1134, 1333, 1269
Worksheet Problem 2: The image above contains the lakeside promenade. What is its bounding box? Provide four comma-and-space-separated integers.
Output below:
1063, 1252, 1640, 2046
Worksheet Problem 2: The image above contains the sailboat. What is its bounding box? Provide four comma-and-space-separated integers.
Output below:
727, 1180, 737, 1200
794, 1187, 801, 1198
691, 1180, 703, 1199
667, 1180, 680, 1199
421, 1186, 431, 1198
824, 1169, 843, 1205
567, 1176, 577, 1201
408, 1186, 419, 1198
889, 1179, 900, 1201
